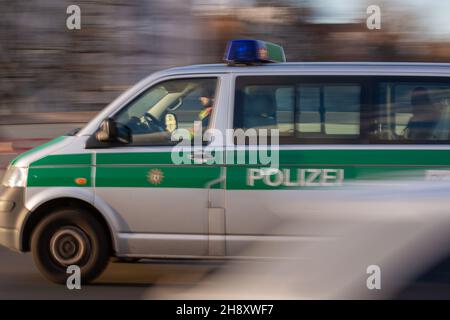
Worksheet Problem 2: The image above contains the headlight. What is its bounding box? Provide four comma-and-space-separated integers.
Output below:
1, 166, 28, 187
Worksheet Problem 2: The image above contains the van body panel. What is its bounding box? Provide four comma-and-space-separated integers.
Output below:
2, 62, 450, 259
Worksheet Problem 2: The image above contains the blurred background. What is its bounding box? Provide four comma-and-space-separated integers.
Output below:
2, 0, 450, 175
1, 0, 450, 299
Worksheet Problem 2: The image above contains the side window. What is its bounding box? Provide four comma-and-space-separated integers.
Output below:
114, 77, 217, 145
376, 81, 450, 142
235, 84, 294, 135
233, 76, 362, 143
297, 84, 361, 138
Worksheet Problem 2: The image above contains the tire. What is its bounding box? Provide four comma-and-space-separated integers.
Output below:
31, 208, 111, 284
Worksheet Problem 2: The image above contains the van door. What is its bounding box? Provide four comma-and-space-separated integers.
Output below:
93, 76, 225, 257
226, 75, 366, 256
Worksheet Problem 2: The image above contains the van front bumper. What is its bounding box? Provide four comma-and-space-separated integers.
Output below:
0, 186, 28, 252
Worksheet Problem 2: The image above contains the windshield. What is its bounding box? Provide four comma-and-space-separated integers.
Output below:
113, 77, 217, 144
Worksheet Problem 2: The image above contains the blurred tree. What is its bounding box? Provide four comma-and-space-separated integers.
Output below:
0, 0, 448, 116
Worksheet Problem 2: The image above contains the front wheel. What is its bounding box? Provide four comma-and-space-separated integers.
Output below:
31, 209, 111, 284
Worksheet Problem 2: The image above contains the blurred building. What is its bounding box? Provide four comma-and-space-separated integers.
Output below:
0, 0, 449, 116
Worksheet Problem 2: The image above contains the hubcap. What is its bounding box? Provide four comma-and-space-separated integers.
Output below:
50, 226, 90, 266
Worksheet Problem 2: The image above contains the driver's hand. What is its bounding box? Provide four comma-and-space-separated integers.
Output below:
139, 116, 149, 125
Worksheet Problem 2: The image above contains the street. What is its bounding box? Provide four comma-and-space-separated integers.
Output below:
3, 244, 450, 299
0, 246, 219, 299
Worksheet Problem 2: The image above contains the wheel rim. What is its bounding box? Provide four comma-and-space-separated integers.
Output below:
49, 226, 91, 266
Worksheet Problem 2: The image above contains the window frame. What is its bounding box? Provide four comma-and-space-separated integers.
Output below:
87, 75, 221, 148
370, 76, 450, 145
233, 75, 371, 145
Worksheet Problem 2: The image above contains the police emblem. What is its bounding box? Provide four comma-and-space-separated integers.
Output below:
147, 169, 164, 185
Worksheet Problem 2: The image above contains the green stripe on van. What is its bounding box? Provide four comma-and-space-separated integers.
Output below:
28, 167, 92, 187
24, 148, 450, 188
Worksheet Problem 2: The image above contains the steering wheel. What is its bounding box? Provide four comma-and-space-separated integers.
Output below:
143, 113, 166, 132
126, 113, 165, 134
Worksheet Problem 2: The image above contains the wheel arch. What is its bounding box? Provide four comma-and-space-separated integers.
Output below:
21, 197, 117, 253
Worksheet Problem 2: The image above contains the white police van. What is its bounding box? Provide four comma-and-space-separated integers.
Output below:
1, 40, 450, 283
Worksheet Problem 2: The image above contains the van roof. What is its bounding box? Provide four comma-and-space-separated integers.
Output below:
159, 62, 450, 77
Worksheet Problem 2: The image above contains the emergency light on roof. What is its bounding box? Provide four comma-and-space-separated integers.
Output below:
224, 40, 286, 65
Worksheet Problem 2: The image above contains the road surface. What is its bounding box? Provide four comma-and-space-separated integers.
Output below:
0, 246, 220, 299
2, 245, 450, 299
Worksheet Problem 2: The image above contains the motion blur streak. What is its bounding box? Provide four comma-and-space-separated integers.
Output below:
1, 0, 450, 116
1, 0, 450, 299
147, 180, 450, 299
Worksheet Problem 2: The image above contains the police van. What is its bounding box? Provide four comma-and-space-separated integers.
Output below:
1, 40, 450, 283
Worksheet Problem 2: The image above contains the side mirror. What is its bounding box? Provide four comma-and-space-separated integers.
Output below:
96, 118, 132, 144
164, 113, 178, 133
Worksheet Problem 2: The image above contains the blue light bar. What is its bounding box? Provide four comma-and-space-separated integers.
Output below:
224, 39, 286, 65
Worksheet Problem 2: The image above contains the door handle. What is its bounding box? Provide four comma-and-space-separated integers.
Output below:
188, 150, 214, 164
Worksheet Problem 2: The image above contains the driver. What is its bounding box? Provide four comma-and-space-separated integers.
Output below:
198, 87, 215, 127
190, 87, 215, 137
404, 87, 442, 140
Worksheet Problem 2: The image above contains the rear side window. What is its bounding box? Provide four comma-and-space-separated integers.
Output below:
375, 81, 450, 142
297, 84, 360, 137
233, 76, 363, 144
237, 84, 295, 136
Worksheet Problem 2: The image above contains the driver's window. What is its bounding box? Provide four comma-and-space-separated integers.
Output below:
114, 77, 218, 145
